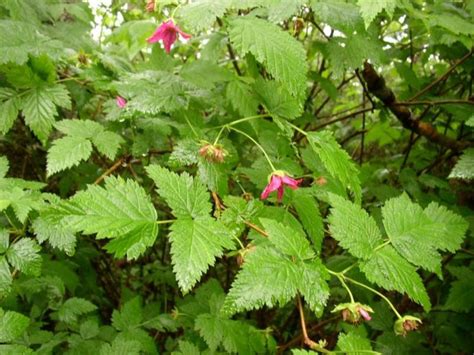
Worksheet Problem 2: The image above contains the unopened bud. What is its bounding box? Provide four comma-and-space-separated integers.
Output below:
394, 316, 422, 336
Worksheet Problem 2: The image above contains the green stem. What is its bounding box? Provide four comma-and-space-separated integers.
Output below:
211, 114, 270, 130
287, 121, 307, 136
184, 115, 199, 138
156, 219, 175, 224
337, 274, 355, 303
213, 125, 227, 145
229, 127, 276, 171
374, 240, 390, 251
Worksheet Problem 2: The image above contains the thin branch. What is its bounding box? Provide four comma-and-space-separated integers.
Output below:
409, 49, 473, 101
244, 221, 268, 237
361, 62, 470, 152
94, 157, 126, 185
312, 108, 373, 131
296, 294, 329, 352
217, 17, 242, 76
394, 99, 474, 106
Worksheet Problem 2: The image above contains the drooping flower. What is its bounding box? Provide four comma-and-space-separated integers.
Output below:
198, 142, 228, 163
394, 315, 422, 336
261, 171, 302, 202
332, 302, 374, 323
145, 0, 155, 12
116, 96, 127, 109
147, 20, 191, 53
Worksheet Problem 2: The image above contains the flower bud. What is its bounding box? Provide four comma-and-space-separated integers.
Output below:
198, 142, 227, 163
394, 315, 422, 336
332, 302, 373, 323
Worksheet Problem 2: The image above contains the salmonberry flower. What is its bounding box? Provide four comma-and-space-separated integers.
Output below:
332, 302, 374, 323
261, 170, 302, 202
116, 96, 127, 109
147, 20, 191, 53
394, 315, 422, 336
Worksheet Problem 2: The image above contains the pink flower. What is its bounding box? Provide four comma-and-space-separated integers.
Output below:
358, 307, 372, 321
261, 171, 302, 202
116, 96, 127, 109
147, 20, 191, 53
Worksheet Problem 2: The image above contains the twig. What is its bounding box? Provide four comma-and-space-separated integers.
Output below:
94, 157, 126, 185
361, 62, 470, 152
400, 131, 416, 171
394, 99, 474, 106
409, 49, 473, 101
312, 108, 373, 131
244, 220, 268, 237
217, 17, 242, 76
296, 294, 329, 352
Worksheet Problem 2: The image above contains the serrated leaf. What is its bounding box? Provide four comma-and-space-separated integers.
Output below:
6, 238, 42, 276
292, 189, 324, 252
255, 79, 302, 119
311, 0, 362, 30
423, 202, 468, 252
337, 331, 377, 355
58, 297, 97, 324
146, 165, 212, 219
0, 20, 63, 65
100, 336, 142, 355
112, 297, 142, 331
0, 257, 12, 297
54, 119, 103, 138
0, 187, 43, 222
177, 0, 231, 31
298, 259, 330, 315
230, 17, 308, 100
382, 194, 442, 275
0, 309, 29, 342
92, 131, 124, 160
170, 218, 234, 293
328, 194, 383, 259
226, 80, 259, 117
0, 156, 9, 178
32, 217, 76, 256
260, 218, 314, 260
449, 148, 474, 180
357, 0, 397, 28
62, 177, 158, 259
0, 95, 19, 134
360, 245, 431, 312
308, 131, 361, 203
47, 136, 93, 175
444, 267, 474, 313
20, 84, 71, 144
267, 0, 305, 23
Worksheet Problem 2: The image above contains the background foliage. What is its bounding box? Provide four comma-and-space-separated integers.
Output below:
0, 0, 473, 353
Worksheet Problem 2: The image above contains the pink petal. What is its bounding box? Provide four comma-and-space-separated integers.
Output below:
281, 176, 301, 189
162, 29, 178, 53
177, 27, 192, 39
277, 186, 284, 201
260, 175, 282, 200
147, 20, 172, 43
359, 308, 371, 321
116, 96, 127, 108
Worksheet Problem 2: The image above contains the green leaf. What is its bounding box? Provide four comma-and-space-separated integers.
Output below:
360, 245, 431, 312
62, 177, 158, 259
308, 131, 361, 203
0, 187, 43, 222
0, 309, 29, 342
357, 0, 397, 28
382, 194, 442, 275
46, 136, 93, 175
100, 336, 142, 355
0, 257, 12, 297
311, 0, 362, 30
0, 344, 33, 355
328, 194, 383, 259
255, 79, 302, 119
177, 0, 231, 31
291, 189, 324, 252
223, 246, 329, 315
54, 119, 103, 138
226, 79, 259, 117
92, 131, 124, 160
173, 341, 201, 355
169, 218, 234, 293
259, 218, 314, 260
146, 165, 212, 219
444, 267, 474, 313
58, 297, 97, 324
449, 148, 474, 180
0, 89, 19, 134
0, 156, 9, 178
423, 202, 468, 252
20, 84, 71, 144
32, 217, 76, 256
0, 20, 62, 65
267, 0, 306, 23
112, 297, 143, 331
230, 17, 308, 100
429, 13, 474, 35
337, 331, 377, 355
6, 238, 42, 276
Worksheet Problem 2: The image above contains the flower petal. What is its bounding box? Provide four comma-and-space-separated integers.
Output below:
260, 175, 282, 199
358, 308, 371, 321
281, 176, 301, 189
277, 186, 284, 201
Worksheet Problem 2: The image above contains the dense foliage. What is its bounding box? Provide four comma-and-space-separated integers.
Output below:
0, 0, 473, 353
